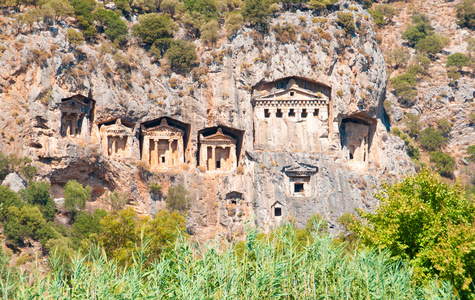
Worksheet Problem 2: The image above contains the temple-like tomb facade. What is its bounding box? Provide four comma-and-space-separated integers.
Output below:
339, 113, 377, 165
199, 128, 237, 172
99, 119, 135, 159
283, 164, 318, 198
60, 94, 95, 138
141, 119, 185, 168
252, 77, 331, 152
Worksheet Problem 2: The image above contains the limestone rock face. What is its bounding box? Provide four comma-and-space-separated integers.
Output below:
2, 173, 27, 193
0, 2, 414, 239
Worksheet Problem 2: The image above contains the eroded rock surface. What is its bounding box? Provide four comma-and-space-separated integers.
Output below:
0, 3, 414, 239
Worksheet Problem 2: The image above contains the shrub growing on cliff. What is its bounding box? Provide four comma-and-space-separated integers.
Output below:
402, 14, 433, 46
165, 39, 197, 72
66, 28, 85, 45
391, 127, 420, 160
166, 184, 190, 213
467, 145, 475, 162
414, 34, 449, 56
457, 0, 475, 29
242, 0, 273, 29
446, 52, 470, 69
20, 181, 56, 221
390, 73, 417, 106
418, 127, 447, 151
64, 180, 91, 216
351, 170, 475, 297
132, 14, 176, 46
336, 12, 355, 34
429, 151, 455, 178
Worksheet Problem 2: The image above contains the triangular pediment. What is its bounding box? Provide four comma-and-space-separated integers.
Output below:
102, 119, 133, 135
283, 164, 318, 176
258, 87, 323, 100
142, 119, 184, 135
201, 128, 236, 143
62, 94, 95, 105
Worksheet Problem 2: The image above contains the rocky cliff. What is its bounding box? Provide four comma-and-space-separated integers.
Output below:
0, 2, 414, 240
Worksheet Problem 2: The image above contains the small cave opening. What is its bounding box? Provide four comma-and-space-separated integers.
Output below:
264, 109, 270, 118
276, 109, 283, 118
339, 113, 377, 163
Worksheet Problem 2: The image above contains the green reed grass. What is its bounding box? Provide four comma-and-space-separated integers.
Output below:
0, 224, 457, 299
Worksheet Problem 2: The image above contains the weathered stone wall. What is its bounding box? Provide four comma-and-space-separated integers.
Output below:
0, 2, 414, 239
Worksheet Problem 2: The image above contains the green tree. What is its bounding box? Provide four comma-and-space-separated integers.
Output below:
418, 127, 447, 151
132, 13, 176, 45
72, 210, 106, 246
402, 14, 433, 46
165, 184, 190, 213
336, 12, 355, 34
429, 151, 455, 178
446, 52, 470, 70
200, 19, 219, 45
436, 118, 453, 137
66, 28, 85, 45
0, 185, 23, 219
390, 72, 417, 106
185, 0, 219, 20
241, 0, 273, 29
43, 0, 74, 21
63, 180, 91, 216
308, 0, 336, 11
20, 181, 56, 221
94, 9, 128, 44
160, 0, 185, 15
165, 39, 197, 72
457, 0, 475, 29
4, 206, 46, 247
404, 113, 421, 138
415, 34, 449, 56
351, 170, 475, 296
224, 11, 243, 36
386, 47, 410, 69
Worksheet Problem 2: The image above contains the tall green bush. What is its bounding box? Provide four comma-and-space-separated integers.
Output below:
352, 170, 475, 297
390, 72, 417, 105
457, 0, 475, 28
20, 181, 56, 221
418, 127, 447, 151
63, 180, 91, 215
336, 12, 356, 34
429, 151, 455, 178
165, 184, 191, 213
165, 40, 197, 72
132, 13, 176, 45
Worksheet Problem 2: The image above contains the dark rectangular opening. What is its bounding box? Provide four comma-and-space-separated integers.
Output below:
289, 109, 295, 117
276, 109, 283, 118
301, 109, 307, 118
349, 153, 354, 160
216, 160, 221, 169
294, 183, 304, 193
275, 207, 282, 217
264, 109, 270, 118
161, 156, 165, 163
290, 91, 295, 96
231, 200, 237, 205
313, 109, 319, 117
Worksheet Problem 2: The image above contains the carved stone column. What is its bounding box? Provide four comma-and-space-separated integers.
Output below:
211, 145, 216, 171
230, 144, 237, 170
143, 136, 150, 164
168, 139, 173, 166
178, 136, 184, 163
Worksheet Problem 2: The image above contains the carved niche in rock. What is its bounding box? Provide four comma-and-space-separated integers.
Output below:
141, 119, 184, 169
271, 201, 283, 219
60, 94, 95, 138
99, 119, 135, 159
283, 164, 318, 198
252, 77, 331, 152
199, 128, 237, 172
340, 113, 377, 164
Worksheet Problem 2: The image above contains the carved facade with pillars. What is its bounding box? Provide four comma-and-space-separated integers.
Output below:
141, 119, 184, 168
199, 128, 237, 172
60, 94, 95, 139
100, 119, 135, 159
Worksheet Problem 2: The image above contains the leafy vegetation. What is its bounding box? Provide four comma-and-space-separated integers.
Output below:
429, 151, 456, 178
165, 184, 191, 213
165, 39, 197, 72
20, 181, 56, 221
63, 179, 91, 217
390, 72, 417, 106
0, 223, 459, 298
418, 127, 447, 151
391, 127, 420, 160
352, 170, 475, 297
336, 12, 355, 34
402, 14, 448, 56
457, 0, 475, 29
